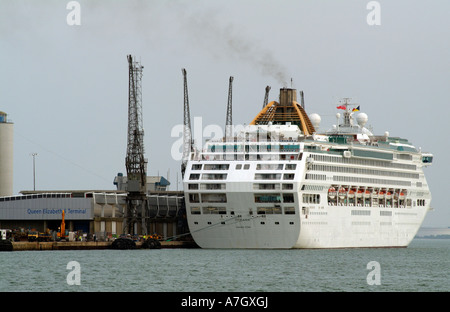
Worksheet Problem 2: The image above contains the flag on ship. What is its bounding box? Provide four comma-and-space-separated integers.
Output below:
337, 105, 346, 110
352, 105, 360, 112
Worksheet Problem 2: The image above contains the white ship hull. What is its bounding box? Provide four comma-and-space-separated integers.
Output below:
187, 203, 428, 249
184, 151, 432, 249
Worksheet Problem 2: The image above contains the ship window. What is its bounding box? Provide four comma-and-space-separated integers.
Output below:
189, 174, 200, 180
202, 173, 228, 180
283, 194, 295, 203
204, 164, 230, 170
285, 164, 297, 170
254, 194, 281, 203
282, 183, 294, 190
398, 154, 413, 161
192, 164, 202, 170
253, 183, 279, 190
236, 164, 242, 170
190, 207, 201, 215
417, 199, 426, 206
302, 194, 320, 204
284, 207, 295, 215
255, 173, 282, 180
256, 164, 283, 170
257, 207, 282, 215
201, 193, 227, 203
203, 207, 226, 214
283, 174, 295, 180
188, 193, 200, 203
188, 184, 199, 190
201, 183, 226, 190
351, 210, 371, 216
422, 156, 433, 163
244, 164, 250, 170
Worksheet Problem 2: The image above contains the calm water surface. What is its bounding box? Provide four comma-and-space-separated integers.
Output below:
0, 239, 448, 292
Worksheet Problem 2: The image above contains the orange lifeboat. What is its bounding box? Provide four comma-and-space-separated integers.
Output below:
357, 188, 364, 197
328, 187, 337, 199
338, 187, 346, 199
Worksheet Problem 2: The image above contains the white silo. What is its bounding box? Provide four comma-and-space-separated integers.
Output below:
0, 111, 13, 196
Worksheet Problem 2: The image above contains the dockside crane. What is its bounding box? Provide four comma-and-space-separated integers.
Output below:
181, 68, 192, 178
124, 55, 148, 235
225, 76, 234, 141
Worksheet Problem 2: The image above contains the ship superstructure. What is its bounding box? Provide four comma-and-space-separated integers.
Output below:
183, 87, 433, 248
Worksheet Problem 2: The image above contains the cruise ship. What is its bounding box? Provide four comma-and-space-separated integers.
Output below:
183, 87, 433, 248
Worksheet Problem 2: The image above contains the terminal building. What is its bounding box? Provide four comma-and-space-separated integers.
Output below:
0, 188, 186, 240
0, 110, 187, 240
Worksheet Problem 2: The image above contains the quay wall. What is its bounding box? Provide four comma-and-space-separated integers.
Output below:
11, 240, 197, 251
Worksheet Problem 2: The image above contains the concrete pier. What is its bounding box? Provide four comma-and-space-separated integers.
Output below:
11, 240, 198, 251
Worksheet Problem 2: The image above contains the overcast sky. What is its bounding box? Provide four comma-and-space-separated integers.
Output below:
1, 0, 448, 227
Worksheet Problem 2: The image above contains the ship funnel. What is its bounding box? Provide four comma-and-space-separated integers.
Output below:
250, 87, 316, 135
279, 88, 297, 106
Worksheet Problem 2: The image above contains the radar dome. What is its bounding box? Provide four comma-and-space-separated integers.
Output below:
309, 113, 321, 128
356, 113, 368, 127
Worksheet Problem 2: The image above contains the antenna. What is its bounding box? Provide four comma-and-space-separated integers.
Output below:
300, 91, 305, 109
263, 86, 271, 108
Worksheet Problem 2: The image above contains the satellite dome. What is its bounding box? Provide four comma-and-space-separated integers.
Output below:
356, 113, 368, 127
309, 113, 321, 128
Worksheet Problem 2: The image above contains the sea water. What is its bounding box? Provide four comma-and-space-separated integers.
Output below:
0, 238, 448, 292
